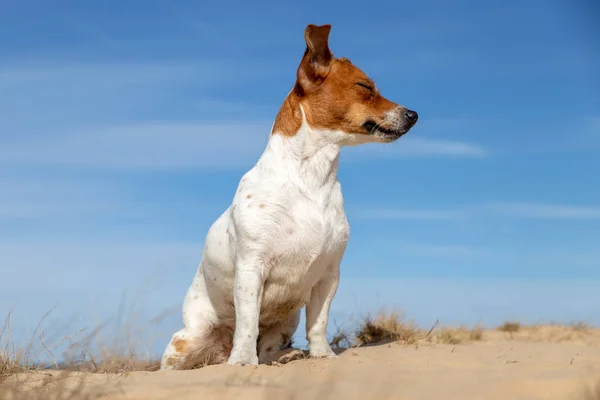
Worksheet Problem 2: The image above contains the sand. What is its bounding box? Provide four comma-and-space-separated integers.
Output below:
4, 331, 600, 400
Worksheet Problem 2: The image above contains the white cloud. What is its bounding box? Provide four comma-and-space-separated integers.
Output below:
357, 202, 600, 222
0, 240, 202, 293
0, 178, 122, 218
0, 61, 263, 90
0, 60, 487, 169
0, 176, 224, 224
0, 61, 273, 138
395, 242, 480, 258
0, 120, 487, 170
346, 136, 487, 159
0, 122, 271, 169
395, 137, 487, 157
353, 208, 464, 221
482, 202, 600, 220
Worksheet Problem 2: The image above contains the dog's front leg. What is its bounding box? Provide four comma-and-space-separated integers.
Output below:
305, 261, 340, 359
227, 256, 263, 366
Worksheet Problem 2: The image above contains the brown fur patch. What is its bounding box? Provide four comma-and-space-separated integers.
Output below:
271, 24, 399, 137
272, 94, 302, 136
173, 324, 235, 369
173, 338, 187, 353
263, 299, 303, 323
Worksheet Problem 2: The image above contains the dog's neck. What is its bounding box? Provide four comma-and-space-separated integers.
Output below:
256, 104, 343, 191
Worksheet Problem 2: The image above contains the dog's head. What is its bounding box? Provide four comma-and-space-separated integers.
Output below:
273, 24, 418, 143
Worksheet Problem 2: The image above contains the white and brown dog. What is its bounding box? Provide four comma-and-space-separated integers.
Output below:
160, 24, 418, 369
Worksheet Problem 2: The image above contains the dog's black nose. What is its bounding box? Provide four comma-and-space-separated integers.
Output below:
404, 109, 418, 124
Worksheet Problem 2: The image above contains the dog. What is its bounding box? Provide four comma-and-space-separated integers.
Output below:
160, 23, 418, 369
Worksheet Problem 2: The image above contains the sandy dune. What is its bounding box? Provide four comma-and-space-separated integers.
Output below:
5, 330, 600, 400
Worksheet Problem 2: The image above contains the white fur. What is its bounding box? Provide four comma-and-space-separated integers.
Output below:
160, 105, 388, 369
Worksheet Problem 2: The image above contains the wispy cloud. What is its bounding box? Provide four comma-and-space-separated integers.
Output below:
0, 61, 275, 136
0, 176, 221, 224
396, 242, 481, 258
0, 59, 487, 169
346, 136, 487, 159
353, 208, 464, 221
482, 202, 600, 220
0, 61, 271, 89
398, 137, 487, 157
0, 120, 488, 170
357, 202, 600, 221
0, 178, 121, 219
0, 122, 270, 169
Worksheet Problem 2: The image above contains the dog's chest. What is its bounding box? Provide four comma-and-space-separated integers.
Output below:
235, 171, 349, 281
252, 182, 348, 321
255, 183, 349, 290
284, 189, 348, 261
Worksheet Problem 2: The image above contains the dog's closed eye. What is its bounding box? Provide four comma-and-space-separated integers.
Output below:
355, 82, 375, 93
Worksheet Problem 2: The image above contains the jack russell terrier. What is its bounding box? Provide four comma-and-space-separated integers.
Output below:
160, 23, 418, 369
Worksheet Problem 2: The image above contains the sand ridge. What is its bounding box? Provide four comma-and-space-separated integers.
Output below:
4, 331, 600, 400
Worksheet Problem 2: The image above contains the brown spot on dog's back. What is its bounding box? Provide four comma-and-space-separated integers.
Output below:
259, 204, 265, 208
246, 194, 252, 199
173, 338, 187, 353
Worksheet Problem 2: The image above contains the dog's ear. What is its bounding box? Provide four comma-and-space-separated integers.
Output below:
297, 24, 333, 90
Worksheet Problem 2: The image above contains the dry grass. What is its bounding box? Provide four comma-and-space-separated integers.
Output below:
329, 313, 356, 349
353, 309, 484, 347
430, 325, 484, 345
354, 309, 420, 346
571, 321, 592, 332
1, 307, 67, 382
353, 311, 598, 348
0, 297, 168, 399
492, 320, 598, 345
498, 321, 521, 333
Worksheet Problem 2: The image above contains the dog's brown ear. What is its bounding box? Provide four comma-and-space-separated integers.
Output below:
297, 24, 333, 89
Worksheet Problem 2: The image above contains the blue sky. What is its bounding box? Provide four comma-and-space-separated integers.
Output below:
1, 0, 599, 355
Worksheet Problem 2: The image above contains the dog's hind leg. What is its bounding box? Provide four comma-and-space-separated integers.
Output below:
160, 273, 232, 370
160, 324, 232, 370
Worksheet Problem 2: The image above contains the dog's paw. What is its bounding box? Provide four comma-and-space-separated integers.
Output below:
309, 343, 338, 359
227, 350, 259, 366
276, 349, 306, 364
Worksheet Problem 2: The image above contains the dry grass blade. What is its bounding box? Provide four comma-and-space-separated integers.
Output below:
329, 313, 356, 349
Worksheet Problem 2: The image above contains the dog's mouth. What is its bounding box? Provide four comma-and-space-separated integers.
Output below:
362, 120, 413, 141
